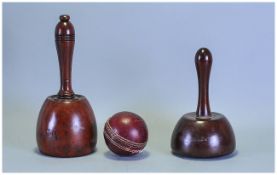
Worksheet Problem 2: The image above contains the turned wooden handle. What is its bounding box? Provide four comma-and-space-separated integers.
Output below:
55, 15, 75, 98
195, 48, 212, 116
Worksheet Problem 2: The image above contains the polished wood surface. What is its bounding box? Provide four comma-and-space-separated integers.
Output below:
37, 95, 97, 157
195, 48, 212, 117
36, 15, 97, 157
171, 112, 235, 157
171, 48, 236, 158
56, 15, 75, 98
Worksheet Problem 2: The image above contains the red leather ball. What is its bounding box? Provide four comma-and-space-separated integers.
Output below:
103, 111, 148, 156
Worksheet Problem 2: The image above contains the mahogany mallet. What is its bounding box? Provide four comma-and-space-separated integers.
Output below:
171, 48, 236, 158
36, 15, 97, 157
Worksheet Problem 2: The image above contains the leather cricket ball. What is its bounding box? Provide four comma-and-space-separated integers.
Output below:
103, 111, 148, 156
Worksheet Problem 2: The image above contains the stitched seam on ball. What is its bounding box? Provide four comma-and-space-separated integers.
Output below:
104, 130, 141, 154
105, 123, 145, 149
105, 121, 146, 147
